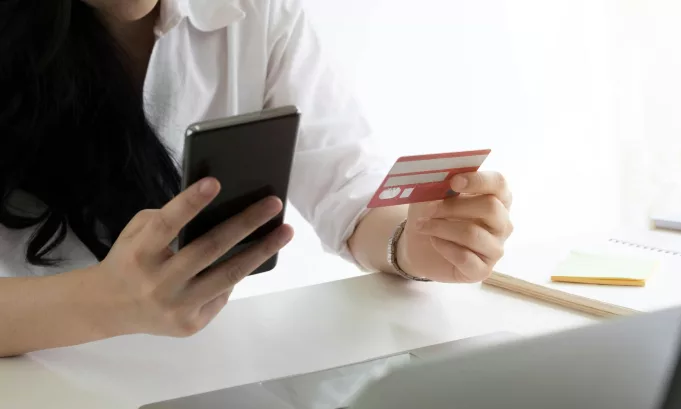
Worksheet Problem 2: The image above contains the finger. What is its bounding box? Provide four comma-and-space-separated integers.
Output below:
118, 209, 155, 240
450, 171, 512, 208
196, 292, 231, 329
184, 224, 294, 305
430, 195, 510, 235
415, 218, 504, 262
171, 197, 284, 279
141, 178, 221, 252
430, 237, 491, 282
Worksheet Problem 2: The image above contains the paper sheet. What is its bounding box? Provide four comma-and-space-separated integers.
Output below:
552, 251, 658, 284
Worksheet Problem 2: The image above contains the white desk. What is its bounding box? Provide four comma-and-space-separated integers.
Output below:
0, 272, 597, 409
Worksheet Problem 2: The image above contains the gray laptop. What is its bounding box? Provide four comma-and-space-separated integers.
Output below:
142, 306, 681, 409
140, 332, 517, 409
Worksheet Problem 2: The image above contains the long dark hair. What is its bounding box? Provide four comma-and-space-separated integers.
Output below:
0, 1, 180, 266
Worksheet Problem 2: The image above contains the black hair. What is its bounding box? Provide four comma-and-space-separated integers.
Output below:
0, 0, 180, 266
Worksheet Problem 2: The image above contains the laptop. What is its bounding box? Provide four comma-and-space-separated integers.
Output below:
142, 306, 681, 409
351, 306, 681, 409
139, 332, 517, 409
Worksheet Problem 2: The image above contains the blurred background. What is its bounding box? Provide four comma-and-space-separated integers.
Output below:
235, 0, 681, 296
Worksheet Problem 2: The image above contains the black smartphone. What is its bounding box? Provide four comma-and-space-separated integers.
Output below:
178, 105, 300, 274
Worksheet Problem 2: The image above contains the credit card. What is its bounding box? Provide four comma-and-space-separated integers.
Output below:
367, 149, 491, 208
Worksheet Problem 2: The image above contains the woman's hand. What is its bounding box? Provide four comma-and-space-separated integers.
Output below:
94, 177, 294, 337
399, 171, 513, 283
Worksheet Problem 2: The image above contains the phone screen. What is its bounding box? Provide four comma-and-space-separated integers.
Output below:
179, 108, 300, 274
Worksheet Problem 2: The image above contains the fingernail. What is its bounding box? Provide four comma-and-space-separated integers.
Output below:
414, 218, 428, 231
279, 229, 294, 245
451, 175, 468, 190
199, 178, 218, 196
261, 197, 282, 213
276, 225, 295, 245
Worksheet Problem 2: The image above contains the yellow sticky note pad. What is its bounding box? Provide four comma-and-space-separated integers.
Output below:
551, 251, 659, 287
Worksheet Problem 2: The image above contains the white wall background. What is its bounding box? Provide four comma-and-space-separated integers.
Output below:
238, 0, 681, 295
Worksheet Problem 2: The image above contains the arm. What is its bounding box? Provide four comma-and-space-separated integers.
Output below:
0, 180, 293, 357
348, 206, 409, 275
263, 1, 514, 282
264, 0, 399, 268
0, 268, 116, 357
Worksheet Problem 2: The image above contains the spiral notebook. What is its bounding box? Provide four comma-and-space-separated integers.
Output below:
484, 229, 681, 317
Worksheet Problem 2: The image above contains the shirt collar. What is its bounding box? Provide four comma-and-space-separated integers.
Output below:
155, 0, 246, 36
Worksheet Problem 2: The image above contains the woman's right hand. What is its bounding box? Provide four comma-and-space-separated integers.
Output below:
94, 177, 293, 338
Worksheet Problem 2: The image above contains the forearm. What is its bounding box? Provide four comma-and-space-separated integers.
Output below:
348, 205, 408, 275
0, 267, 118, 357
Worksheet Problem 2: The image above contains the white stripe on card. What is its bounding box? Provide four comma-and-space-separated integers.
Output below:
384, 172, 449, 187
388, 154, 487, 175
400, 188, 414, 198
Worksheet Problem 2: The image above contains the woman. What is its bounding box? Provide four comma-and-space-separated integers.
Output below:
0, 0, 513, 357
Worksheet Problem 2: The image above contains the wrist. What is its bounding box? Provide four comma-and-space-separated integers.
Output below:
389, 219, 431, 282
395, 232, 415, 276
74, 265, 133, 338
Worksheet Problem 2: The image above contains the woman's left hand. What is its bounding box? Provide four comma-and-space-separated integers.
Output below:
398, 171, 514, 283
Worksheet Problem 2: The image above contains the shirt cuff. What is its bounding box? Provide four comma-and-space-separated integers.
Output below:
318, 169, 388, 271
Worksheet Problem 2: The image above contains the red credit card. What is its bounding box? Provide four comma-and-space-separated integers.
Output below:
367, 149, 491, 208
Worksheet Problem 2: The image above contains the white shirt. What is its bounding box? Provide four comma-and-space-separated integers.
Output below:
0, 0, 388, 277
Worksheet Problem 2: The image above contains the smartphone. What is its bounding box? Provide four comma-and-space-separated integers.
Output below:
178, 106, 300, 274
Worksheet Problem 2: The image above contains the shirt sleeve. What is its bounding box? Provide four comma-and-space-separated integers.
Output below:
263, 0, 390, 264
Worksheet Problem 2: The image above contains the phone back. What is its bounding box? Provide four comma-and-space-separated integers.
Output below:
179, 106, 300, 274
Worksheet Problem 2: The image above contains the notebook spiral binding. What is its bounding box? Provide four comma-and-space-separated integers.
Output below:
608, 238, 681, 257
